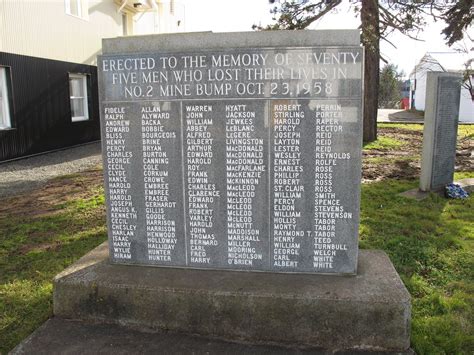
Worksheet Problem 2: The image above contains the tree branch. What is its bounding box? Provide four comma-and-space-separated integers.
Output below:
298, 0, 342, 29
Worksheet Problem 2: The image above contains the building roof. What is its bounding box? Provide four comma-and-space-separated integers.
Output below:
428, 52, 471, 71
410, 51, 472, 76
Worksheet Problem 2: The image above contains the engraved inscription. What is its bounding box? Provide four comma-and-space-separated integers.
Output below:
312, 104, 351, 270
272, 104, 305, 269
226, 103, 266, 267
432, 77, 460, 188
141, 104, 179, 262
104, 106, 136, 260
99, 46, 363, 273
185, 104, 220, 265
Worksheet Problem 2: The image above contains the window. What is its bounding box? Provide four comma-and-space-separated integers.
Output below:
65, 0, 87, 19
69, 74, 89, 122
0, 67, 12, 129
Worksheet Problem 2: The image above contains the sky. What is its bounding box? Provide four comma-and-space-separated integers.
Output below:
181, 0, 470, 78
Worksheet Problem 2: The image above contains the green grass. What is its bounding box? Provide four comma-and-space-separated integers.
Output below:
378, 123, 424, 131
377, 123, 474, 139
0, 183, 106, 353
1, 170, 473, 353
364, 155, 418, 165
363, 136, 406, 150
360, 171, 474, 354
459, 125, 474, 140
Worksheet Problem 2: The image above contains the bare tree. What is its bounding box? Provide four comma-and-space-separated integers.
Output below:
257, 0, 473, 142
452, 33, 474, 101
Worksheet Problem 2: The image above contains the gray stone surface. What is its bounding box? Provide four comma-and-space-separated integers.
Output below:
11, 318, 414, 355
457, 177, 474, 193
400, 178, 473, 200
399, 188, 431, 201
103, 30, 361, 54
420, 72, 462, 191
53, 242, 411, 352
99, 31, 364, 274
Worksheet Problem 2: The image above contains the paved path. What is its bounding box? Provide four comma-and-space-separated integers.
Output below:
377, 109, 424, 123
0, 142, 102, 199
11, 317, 409, 355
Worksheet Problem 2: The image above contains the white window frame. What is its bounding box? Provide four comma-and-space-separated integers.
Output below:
65, 0, 88, 19
69, 73, 89, 122
0, 67, 12, 130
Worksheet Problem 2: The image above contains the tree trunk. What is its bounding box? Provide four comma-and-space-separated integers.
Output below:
361, 0, 379, 142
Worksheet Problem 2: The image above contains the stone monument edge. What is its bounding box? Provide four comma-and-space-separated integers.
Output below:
420, 71, 462, 191
102, 30, 361, 54
98, 30, 365, 274
420, 72, 441, 191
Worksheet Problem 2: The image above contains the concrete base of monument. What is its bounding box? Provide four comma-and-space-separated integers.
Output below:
12, 318, 415, 355
53, 242, 411, 353
400, 178, 474, 200
11, 318, 414, 355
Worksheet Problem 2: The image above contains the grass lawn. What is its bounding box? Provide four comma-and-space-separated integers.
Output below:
0, 125, 473, 353
366, 123, 473, 150
378, 123, 474, 138
0, 171, 107, 353
360, 172, 474, 354
363, 135, 406, 150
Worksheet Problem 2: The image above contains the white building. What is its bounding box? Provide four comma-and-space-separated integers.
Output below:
0, 0, 185, 161
120, 0, 185, 35
409, 52, 473, 123
0, 0, 185, 65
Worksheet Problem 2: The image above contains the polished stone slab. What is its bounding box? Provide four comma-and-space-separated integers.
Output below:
420, 72, 462, 191
98, 31, 364, 274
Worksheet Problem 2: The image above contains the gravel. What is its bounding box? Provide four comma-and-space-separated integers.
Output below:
0, 142, 103, 199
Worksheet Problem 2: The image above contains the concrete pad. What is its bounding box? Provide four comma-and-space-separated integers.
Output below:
53, 242, 411, 352
387, 110, 424, 123
11, 318, 413, 355
399, 189, 431, 201
400, 178, 473, 200
10, 318, 317, 355
456, 178, 474, 193
377, 109, 424, 123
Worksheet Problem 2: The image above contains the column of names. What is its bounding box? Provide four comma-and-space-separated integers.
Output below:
141, 105, 178, 262
225, 103, 265, 267
313, 104, 351, 270
185, 104, 219, 265
272, 104, 305, 269
104, 106, 136, 260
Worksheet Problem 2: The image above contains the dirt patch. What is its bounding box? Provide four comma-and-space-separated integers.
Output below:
457, 135, 474, 171
0, 169, 104, 219
18, 240, 63, 255
362, 126, 473, 182
0, 169, 106, 256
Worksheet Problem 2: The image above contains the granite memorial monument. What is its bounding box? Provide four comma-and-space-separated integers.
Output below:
99, 38, 363, 274
420, 72, 462, 192
50, 31, 410, 353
